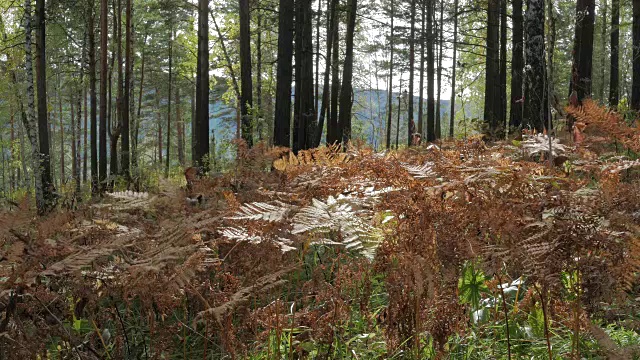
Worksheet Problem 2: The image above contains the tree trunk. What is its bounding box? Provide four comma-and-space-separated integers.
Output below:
436, 0, 444, 139
71, 95, 77, 188
256, 12, 263, 141
426, 0, 435, 142
22, 0, 45, 212
83, 77, 88, 183
122, 0, 131, 180
315, 0, 321, 122
525, 0, 545, 131
484, 0, 500, 138
407, 0, 416, 146
329, 17, 340, 145
58, 79, 65, 184
156, 87, 162, 165
76, 81, 82, 197
510, 0, 524, 129
165, 29, 173, 179
338, 0, 357, 145
449, 0, 458, 137
177, 87, 184, 166
294, 0, 316, 152
571, 0, 595, 103
89, 0, 98, 194
499, 0, 507, 134
386, 0, 394, 149
35, 0, 54, 209
239, 0, 253, 147
418, 0, 425, 139
316, 0, 338, 147
99, 0, 108, 191
194, 0, 210, 169
633, 0, 640, 110
610, 0, 620, 107
598, 0, 607, 101
134, 32, 147, 170
274, 0, 294, 147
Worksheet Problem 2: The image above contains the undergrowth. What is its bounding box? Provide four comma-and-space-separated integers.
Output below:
0, 102, 639, 359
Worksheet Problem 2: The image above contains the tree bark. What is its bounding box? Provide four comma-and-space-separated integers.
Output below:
436, 0, 444, 139
121, 0, 131, 180
239, 0, 253, 147
484, 0, 500, 138
22, 0, 45, 212
316, 0, 338, 147
99, 0, 108, 191
418, 0, 425, 139
426, 0, 435, 142
58, 79, 65, 184
510, 0, 524, 129
338, 0, 357, 145
133, 31, 147, 170
570, 0, 595, 103
177, 87, 184, 166
89, 0, 98, 194
407, 0, 416, 146
449, 0, 458, 137
35, 0, 54, 209
329, 16, 340, 145
194, 0, 210, 169
525, 0, 546, 132
165, 29, 173, 179
610, 0, 620, 107
499, 0, 507, 134
294, 0, 316, 152
274, 0, 294, 147
633, 0, 640, 110
386, 0, 395, 149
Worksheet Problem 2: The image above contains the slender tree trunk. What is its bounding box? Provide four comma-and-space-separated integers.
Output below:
386, 0, 395, 149
22, 0, 45, 211
58, 80, 65, 184
133, 32, 147, 170
76, 81, 82, 196
633, 0, 640, 110
89, 0, 98, 194
510, 0, 524, 129
338, 0, 357, 145
329, 18, 340, 145
177, 87, 184, 166
165, 29, 173, 179
121, 0, 131, 180
610, 0, 620, 107
256, 12, 263, 141
436, 0, 444, 139
156, 87, 162, 166
484, 0, 500, 138
71, 95, 77, 188
83, 79, 88, 183
598, 0, 607, 101
426, 0, 435, 141
407, 0, 416, 146
525, 0, 546, 131
449, 0, 458, 137
316, 0, 338, 146
99, 0, 108, 191
499, 0, 507, 134
194, 0, 210, 169
418, 0, 425, 138
239, 0, 253, 147
35, 0, 54, 209
274, 0, 294, 147
315, 0, 321, 122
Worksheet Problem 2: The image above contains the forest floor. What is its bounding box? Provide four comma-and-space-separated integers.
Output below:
1, 101, 640, 359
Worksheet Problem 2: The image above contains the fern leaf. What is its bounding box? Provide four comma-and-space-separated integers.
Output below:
227, 201, 292, 222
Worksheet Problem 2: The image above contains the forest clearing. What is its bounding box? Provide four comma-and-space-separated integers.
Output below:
2, 0, 640, 358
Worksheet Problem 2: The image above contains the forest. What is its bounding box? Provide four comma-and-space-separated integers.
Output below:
1, 0, 640, 358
